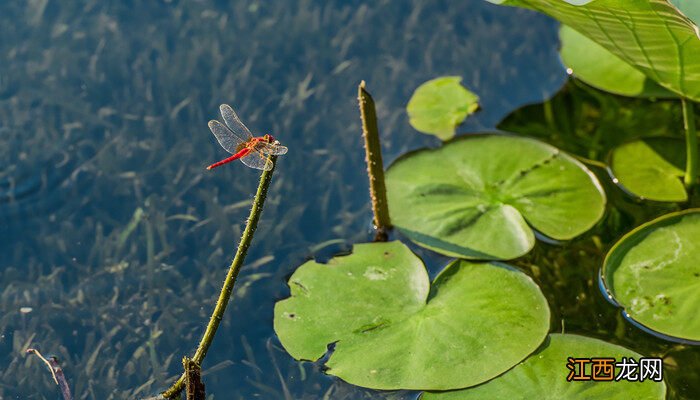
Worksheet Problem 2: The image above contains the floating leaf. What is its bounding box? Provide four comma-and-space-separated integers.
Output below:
385, 134, 606, 260
609, 137, 692, 202
602, 210, 700, 342
406, 76, 479, 140
274, 241, 550, 390
488, 0, 700, 101
422, 334, 667, 399
559, 25, 673, 98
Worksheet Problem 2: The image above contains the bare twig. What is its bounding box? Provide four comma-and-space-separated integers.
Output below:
26, 348, 73, 400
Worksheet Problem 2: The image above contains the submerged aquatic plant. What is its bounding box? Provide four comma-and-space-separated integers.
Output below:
26, 348, 73, 400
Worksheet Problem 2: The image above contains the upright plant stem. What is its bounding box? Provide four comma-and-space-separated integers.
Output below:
358, 81, 391, 241
162, 157, 278, 399
683, 98, 697, 188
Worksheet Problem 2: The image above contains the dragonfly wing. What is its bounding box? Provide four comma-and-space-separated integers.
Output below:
220, 104, 253, 140
269, 145, 288, 155
240, 149, 274, 171
208, 120, 244, 154
258, 142, 288, 155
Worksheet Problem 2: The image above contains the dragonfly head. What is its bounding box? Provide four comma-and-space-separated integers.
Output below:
263, 134, 276, 143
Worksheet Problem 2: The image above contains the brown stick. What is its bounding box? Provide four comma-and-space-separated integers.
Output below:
358, 81, 391, 241
26, 348, 73, 400
183, 357, 206, 400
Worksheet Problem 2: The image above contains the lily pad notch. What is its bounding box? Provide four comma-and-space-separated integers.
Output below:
386, 134, 606, 260
274, 241, 550, 390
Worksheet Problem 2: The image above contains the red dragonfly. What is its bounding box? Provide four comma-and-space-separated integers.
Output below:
206, 104, 288, 171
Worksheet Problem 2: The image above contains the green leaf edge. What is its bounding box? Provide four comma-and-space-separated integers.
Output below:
601, 208, 700, 343
274, 241, 552, 390
606, 136, 689, 203
387, 132, 607, 260
558, 25, 675, 98
421, 333, 668, 400
406, 76, 480, 141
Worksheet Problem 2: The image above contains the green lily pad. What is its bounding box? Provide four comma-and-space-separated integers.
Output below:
488, 0, 700, 101
602, 209, 700, 342
609, 137, 691, 202
274, 241, 550, 390
406, 76, 479, 141
385, 134, 606, 260
422, 334, 667, 399
559, 25, 673, 98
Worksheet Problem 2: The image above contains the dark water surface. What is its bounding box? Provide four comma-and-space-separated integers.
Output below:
5, 1, 695, 399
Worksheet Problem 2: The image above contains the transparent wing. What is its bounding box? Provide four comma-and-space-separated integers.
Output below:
258, 142, 288, 156
208, 120, 244, 154
240, 150, 274, 171
220, 104, 253, 140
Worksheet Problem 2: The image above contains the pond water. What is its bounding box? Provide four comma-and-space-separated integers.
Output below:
0, 1, 697, 399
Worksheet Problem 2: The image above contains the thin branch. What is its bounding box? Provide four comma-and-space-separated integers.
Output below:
26, 348, 73, 400
358, 81, 391, 241
683, 98, 697, 188
162, 157, 278, 398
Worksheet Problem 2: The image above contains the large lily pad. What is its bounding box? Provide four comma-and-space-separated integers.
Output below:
602, 209, 700, 342
488, 0, 700, 101
385, 134, 606, 260
609, 137, 692, 202
274, 241, 550, 390
406, 76, 479, 141
422, 334, 667, 399
559, 25, 673, 98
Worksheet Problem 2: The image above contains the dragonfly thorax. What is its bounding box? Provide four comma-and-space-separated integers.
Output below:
235, 142, 248, 152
